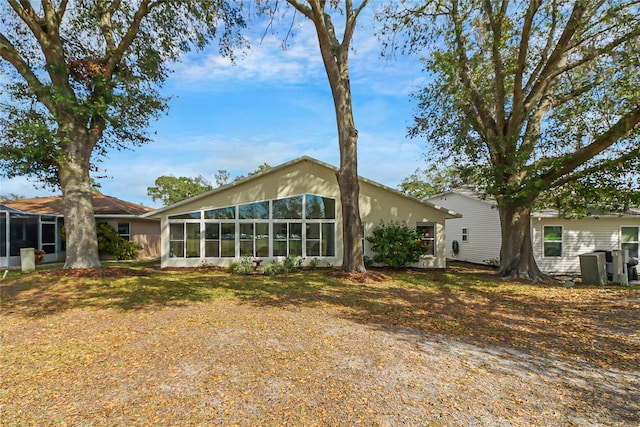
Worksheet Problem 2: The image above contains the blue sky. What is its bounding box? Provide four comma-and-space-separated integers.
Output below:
1, 9, 429, 208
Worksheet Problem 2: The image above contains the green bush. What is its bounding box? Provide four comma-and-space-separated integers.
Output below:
96, 223, 139, 260
227, 257, 254, 275
365, 221, 424, 269
258, 256, 303, 276
260, 261, 286, 276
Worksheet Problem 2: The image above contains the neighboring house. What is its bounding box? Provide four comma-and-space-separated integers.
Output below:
1, 193, 160, 267
146, 156, 461, 269
426, 190, 640, 275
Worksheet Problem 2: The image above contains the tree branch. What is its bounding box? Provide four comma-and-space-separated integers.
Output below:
104, 0, 153, 75
540, 106, 640, 186
510, 0, 541, 136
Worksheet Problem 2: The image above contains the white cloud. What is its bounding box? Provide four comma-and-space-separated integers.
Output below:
172, 22, 325, 88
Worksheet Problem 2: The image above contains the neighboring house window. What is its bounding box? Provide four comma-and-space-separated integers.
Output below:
621, 226, 639, 258
462, 228, 469, 242
167, 194, 336, 259
416, 223, 436, 256
117, 222, 131, 241
543, 226, 563, 257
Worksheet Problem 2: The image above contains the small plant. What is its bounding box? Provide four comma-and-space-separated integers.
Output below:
308, 257, 320, 268
258, 256, 304, 275
227, 256, 254, 275
282, 255, 303, 272
34, 249, 46, 263
260, 261, 286, 276
366, 221, 425, 269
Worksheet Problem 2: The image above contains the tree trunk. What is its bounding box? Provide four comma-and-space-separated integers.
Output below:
496, 202, 547, 282
332, 68, 365, 273
58, 135, 100, 269
336, 119, 365, 273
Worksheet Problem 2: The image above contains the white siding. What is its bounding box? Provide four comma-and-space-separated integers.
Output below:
427, 193, 502, 265
533, 217, 638, 274
429, 191, 639, 275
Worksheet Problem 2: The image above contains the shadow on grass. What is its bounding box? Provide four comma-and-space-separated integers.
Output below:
2, 263, 640, 374
2, 263, 640, 423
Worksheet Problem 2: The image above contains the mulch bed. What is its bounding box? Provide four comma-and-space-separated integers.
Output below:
37, 267, 152, 278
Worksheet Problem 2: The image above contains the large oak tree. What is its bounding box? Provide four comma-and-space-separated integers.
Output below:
382, 0, 640, 281
0, 0, 244, 268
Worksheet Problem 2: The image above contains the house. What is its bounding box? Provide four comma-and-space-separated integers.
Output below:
1, 193, 160, 267
146, 156, 461, 269
425, 190, 640, 275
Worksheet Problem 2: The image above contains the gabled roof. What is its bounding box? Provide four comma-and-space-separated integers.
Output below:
145, 156, 462, 219
425, 188, 497, 208
1, 193, 153, 217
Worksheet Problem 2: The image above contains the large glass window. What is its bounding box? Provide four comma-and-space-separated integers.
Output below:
240, 222, 269, 257
169, 223, 201, 258
306, 195, 336, 219
220, 223, 236, 257
322, 223, 336, 256
621, 226, 639, 258
416, 223, 436, 256
273, 222, 302, 257
239, 201, 269, 219
306, 222, 335, 257
186, 223, 200, 258
543, 226, 563, 257
169, 223, 185, 257
273, 196, 302, 219
205, 207, 235, 219
306, 223, 321, 256
169, 211, 201, 220
168, 194, 336, 260
205, 223, 220, 257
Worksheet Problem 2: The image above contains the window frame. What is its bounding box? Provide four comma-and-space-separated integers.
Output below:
461, 227, 468, 242
543, 225, 563, 258
620, 226, 639, 258
166, 195, 337, 260
117, 222, 131, 241
416, 222, 436, 256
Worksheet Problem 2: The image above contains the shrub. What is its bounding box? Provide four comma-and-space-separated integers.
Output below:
259, 256, 303, 275
96, 223, 139, 260
260, 261, 286, 276
227, 257, 254, 275
365, 221, 424, 269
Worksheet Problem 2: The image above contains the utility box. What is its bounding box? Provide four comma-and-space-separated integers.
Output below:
612, 250, 629, 285
20, 247, 36, 272
579, 252, 607, 285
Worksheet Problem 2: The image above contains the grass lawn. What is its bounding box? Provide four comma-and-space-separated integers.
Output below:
1, 261, 639, 425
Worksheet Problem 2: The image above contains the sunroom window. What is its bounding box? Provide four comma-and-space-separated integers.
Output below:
273, 196, 302, 219
167, 194, 336, 260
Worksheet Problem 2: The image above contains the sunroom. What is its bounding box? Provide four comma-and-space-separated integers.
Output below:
167, 194, 337, 260
147, 156, 461, 269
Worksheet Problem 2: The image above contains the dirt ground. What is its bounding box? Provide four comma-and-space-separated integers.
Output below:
1, 304, 638, 425
1, 266, 639, 426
